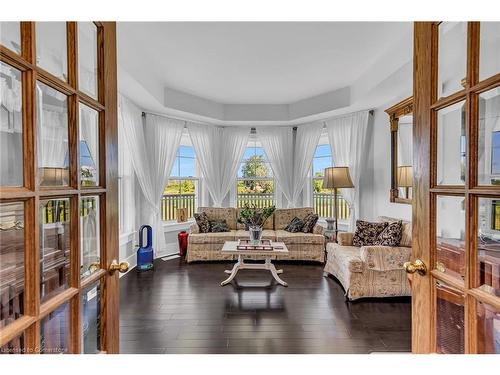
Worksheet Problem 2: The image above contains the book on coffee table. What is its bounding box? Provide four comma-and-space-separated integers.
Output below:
236, 239, 273, 250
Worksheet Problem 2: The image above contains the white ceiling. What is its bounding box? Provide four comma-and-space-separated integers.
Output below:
117, 22, 412, 105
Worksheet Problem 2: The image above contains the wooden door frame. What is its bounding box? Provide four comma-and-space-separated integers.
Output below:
0, 21, 119, 354
412, 22, 435, 353
101, 22, 120, 353
412, 21, 500, 354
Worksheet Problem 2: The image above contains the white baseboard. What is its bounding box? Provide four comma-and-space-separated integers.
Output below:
119, 242, 179, 277
119, 252, 138, 278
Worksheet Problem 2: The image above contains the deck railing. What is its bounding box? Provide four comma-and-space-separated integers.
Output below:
42, 198, 97, 224
237, 192, 349, 220
161, 194, 196, 221
237, 193, 275, 208
157, 192, 350, 222
313, 193, 350, 220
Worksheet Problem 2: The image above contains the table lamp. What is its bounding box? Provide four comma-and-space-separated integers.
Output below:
397, 165, 413, 199
323, 167, 354, 237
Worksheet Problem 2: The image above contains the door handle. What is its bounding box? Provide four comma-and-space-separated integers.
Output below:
88, 262, 100, 274
109, 259, 129, 274
403, 259, 427, 276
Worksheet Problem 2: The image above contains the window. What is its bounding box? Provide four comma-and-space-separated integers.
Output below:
311, 143, 350, 220
312, 144, 333, 218
237, 139, 274, 208
163, 145, 198, 221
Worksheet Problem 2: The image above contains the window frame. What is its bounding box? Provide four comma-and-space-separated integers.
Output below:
236, 139, 275, 208
163, 141, 199, 222
311, 141, 334, 219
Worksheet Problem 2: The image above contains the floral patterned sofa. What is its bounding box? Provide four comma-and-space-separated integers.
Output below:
323, 216, 412, 301
187, 207, 325, 263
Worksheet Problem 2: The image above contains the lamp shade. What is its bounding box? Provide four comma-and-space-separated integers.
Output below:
397, 165, 413, 187
322, 167, 354, 189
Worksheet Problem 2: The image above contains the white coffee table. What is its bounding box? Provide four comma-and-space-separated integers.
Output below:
220, 241, 289, 287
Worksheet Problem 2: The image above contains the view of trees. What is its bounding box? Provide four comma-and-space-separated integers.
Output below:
313, 171, 328, 193
164, 179, 195, 195
237, 155, 274, 194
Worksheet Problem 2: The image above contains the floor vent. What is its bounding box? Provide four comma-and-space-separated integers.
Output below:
161, 254, 180, 261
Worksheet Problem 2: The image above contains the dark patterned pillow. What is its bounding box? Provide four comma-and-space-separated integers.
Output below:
302, 213, 319, 233
209, 219, 230, 233
284, 217, 304, 233
352, 220, 389, 247
194, 212, 210, 233
375, 220, 403, 246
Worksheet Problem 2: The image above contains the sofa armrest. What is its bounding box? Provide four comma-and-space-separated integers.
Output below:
189, 222, 200, 234
312, 224, 324, 235
360, 246, 411, 271
337, 232, 354, 246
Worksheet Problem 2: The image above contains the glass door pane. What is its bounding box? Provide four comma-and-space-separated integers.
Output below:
478, 87, 500, 186
79, 104, 99, 187
0, 61, 23, 186
78, 22, 98, 99
39, 198, 70, 303
80, 196, 100, 278
436, 101, 466, 185
438, 22, 467, 98
36, 81, 69, 187
477, 197, 500, 295
436, 195, 466, 281
0, 22, 21, 54
0, 332, 24, 354
40, 302, 70, 354
0, 202, 25, 327
436, 281, 465, 354
477, 301, 500, 353
479, 22, 500, 81
35, 22, 68, 81
81, 282, 101, 353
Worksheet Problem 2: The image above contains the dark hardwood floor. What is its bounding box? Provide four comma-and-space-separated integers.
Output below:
119, 257, 411, 354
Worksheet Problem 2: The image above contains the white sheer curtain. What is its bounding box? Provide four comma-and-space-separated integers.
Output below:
258, 124, 322, 208
326, 111, 370, 230
79, 104, 98, 167
81, 205, 98, 271
118, 95, 184, 254
187, 123, 250, 207
36, 85, 68, 168
292, 122, 324, 207
257, 126, 294, 207
397, 123, 412, 166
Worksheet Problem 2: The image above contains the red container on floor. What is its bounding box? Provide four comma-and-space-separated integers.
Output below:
178, 231, 189, 257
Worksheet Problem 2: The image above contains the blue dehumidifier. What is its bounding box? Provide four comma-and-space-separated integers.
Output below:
137, 225, 154, 271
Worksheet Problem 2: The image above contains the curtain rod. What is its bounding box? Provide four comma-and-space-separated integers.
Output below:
140, 108, 375, 127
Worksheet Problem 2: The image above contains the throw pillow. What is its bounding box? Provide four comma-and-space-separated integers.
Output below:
284, 217, 304, 233
375, 220, 403, 246
352, 220, 389, 247
194, 212, 210, 233
302, 213, 319, 233
209, 219, 230, 233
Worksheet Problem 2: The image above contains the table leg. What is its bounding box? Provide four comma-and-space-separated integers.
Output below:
265, 258, 287, 287
221, 256, 242, 286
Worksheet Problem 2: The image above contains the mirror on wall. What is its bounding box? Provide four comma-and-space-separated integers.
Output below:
385, 97, 413, 204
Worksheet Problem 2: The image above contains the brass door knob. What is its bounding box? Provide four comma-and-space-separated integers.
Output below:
403, 259, 427, 276
88, 262, 100, 274
109, 259, 129, 274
